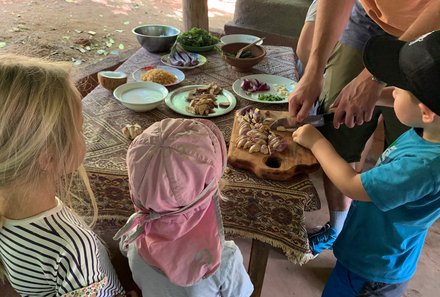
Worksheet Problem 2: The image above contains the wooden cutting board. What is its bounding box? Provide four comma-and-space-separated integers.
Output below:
227, 109, 319, 181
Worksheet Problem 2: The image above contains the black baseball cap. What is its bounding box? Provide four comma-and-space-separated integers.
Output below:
363, 30, 440, 116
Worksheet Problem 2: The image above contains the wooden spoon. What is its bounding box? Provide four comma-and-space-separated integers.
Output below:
235, 37, 266, 58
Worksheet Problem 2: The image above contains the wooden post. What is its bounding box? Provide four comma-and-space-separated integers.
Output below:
248, 239, 270, 297
182, 0, 209, 31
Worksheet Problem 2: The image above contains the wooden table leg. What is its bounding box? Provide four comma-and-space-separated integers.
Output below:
248, 239, 270, 297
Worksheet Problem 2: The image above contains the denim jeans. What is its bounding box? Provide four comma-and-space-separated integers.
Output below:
322, 261, 409, 297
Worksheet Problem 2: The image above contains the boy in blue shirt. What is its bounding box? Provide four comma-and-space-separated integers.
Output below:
292, 30, 440, 297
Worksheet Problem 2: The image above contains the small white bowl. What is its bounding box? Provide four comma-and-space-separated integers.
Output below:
113, 82, 168, 112
220, 34, 264, 45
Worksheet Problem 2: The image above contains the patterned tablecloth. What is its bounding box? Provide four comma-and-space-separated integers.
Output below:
81, 46, 320, 264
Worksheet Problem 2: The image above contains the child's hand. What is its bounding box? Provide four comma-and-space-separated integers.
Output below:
291, 124, 324, 150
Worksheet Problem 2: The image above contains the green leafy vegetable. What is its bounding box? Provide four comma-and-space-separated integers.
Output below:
258, 94, 285, 102
177, 27, 219, 47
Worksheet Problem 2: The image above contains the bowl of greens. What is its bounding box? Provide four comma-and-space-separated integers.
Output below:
177, 27, 220, 52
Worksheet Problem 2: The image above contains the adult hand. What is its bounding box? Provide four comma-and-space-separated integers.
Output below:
292, 124, 325, 150
331, 69, 385, 128
288, 74, 323, 122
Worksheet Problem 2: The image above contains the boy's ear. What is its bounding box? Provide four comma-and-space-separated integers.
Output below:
419, 103, 437, 123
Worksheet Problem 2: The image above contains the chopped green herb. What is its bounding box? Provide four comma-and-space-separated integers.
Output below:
258, 94, 285, 101
238, 50, 253, 58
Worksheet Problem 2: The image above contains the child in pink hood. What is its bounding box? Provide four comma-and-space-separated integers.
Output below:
114, 118, 253, 297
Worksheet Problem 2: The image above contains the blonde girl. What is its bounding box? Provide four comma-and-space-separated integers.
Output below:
0, 54, 125, 296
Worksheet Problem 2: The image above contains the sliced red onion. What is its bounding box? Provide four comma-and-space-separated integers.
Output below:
240, 79, 270, 93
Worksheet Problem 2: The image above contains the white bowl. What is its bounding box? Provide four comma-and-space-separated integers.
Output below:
113, 82, 168, 112
220, 34, 263, 45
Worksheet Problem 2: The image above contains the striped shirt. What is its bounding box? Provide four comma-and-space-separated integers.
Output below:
0, 198, 124, 296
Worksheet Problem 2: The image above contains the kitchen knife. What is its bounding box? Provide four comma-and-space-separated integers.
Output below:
269, 113, 334, 131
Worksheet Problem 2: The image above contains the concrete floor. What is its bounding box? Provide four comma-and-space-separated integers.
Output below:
235, 167, 440, 297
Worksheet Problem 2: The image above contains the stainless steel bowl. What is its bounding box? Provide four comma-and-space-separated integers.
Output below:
133, 24, 180, 53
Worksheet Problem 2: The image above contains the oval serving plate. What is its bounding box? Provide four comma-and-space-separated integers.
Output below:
132, 65, 185, 87
165, 84, 237, 117
161, 53, 207, 70
232, 74, 297, 104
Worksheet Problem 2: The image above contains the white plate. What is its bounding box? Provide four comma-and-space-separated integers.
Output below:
232, 74, 296, 104
165, 85, 237, 117
132, 65, 185, 86
220, 34, 264, 45
161, 53, 207, 70
113, 82, 168, 112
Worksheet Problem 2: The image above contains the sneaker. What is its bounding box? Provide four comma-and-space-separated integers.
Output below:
308, 223, 337, 256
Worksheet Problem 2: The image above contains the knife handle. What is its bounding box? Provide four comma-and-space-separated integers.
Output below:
323, 112, 335, 124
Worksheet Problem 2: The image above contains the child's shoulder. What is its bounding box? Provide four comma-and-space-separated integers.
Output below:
1, 198, 98, 250
222, 240, 241, 257
3, 198, 86, 228
219, 240, 246, 270
2, 198, 64, 228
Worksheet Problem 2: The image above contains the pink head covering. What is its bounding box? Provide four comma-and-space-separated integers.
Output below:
114, 118, 227, 286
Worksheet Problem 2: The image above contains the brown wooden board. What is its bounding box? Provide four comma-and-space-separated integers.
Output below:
227, 109, 319, 181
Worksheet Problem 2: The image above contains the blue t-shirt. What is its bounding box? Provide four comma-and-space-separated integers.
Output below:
334, 128, 440, 283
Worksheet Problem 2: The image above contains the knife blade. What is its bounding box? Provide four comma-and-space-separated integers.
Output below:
270, 113, 334, 131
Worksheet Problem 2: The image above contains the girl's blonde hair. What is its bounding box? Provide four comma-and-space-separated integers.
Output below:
0, 54, 98, 278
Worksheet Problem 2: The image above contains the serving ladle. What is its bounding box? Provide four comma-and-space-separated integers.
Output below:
235, 37, 266, 58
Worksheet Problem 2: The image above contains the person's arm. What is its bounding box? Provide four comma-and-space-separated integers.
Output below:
296, 21, 315, 67
292, 124, 371, 201
332, 0, 440, 128
307, 0, 355, 80
289, 0, 355, 121
296, 0, 318, 67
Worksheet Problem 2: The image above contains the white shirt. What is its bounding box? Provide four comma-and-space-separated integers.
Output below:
125, 240, 254, 297
0, 198, 124, 296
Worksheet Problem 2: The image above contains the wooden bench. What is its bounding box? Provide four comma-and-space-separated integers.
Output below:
224, 0, 312, 48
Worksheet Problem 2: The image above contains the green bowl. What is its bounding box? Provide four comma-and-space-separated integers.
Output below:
180, 43, 218, 52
